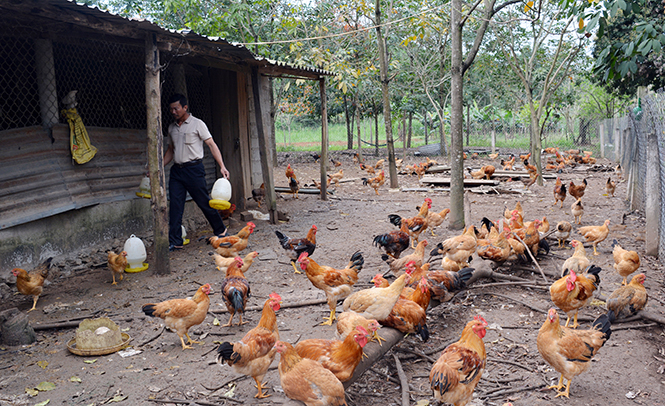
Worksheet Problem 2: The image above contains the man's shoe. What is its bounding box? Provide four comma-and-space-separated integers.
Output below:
169, 244, 183, 252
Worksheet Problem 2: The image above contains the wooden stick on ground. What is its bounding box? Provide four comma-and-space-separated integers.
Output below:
393, 354, 410, 406
511, 232, 548, 283
210, 298, 328, 314
487, 357, 534, 372
137, 326, 165, 347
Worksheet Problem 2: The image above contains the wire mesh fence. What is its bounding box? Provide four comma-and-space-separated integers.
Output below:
602, 89, 665, 261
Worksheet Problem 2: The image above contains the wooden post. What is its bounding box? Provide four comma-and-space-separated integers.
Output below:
491, 129, 496, 154
466, 103, 470, 146
33, 39, 59, 131
356, 105, 362, 161
145, 33, 169, 275
646, 132, 660, 256
599, 121, 605, 159
319, 78, 328, 201
251, 67, 277, 224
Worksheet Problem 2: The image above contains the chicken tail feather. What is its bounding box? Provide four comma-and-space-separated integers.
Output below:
592, 313, 612, 342
416, 323, 429, 342
275, 230, 290, 249
228, 288, 245, 312
611, 239, 619, 249
216, 342, 239, 364
388, 214, 403, 227
607, 309, 617, 324
349, 251, 364, 271
142, 304, 157, 318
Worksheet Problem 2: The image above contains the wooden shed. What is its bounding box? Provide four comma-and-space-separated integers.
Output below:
0, 0, 331, 269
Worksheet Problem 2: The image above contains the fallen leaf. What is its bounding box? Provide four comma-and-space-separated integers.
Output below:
37, 361, 48, 369
107, 395, 128, 402
224, 384, 236, 398
36, 381, 56, 391
83, 359, 97, 364
70, 376, 82, 383
213, 318, 220, 326
415, 400, 429, 406
25, 387, 38, 396
121, 327, 130, 332
34, 400, 50, 406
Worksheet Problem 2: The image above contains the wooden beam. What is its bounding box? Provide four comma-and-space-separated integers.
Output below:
319, 77, 329, 200
145, 33, 170, 275
251, 67, 277, 224
420, 177, 500, 186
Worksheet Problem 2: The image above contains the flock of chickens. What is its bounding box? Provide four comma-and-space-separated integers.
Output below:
8, 148, 649, 406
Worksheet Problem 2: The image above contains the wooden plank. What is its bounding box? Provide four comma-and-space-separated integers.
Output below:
319, 78, 329, 200
275, 187, 331, 195
420, 177, 500, 186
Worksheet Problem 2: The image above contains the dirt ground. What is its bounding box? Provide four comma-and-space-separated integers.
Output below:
2, 148, 665, 406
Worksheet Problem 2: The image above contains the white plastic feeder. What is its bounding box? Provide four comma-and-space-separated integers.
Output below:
136, 176, 151, 199
124, 234, 148, 273
182, 225, 190, 245
209, 178, 232, 210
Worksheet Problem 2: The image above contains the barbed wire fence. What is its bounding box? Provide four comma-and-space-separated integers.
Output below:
600, 89, 665, 261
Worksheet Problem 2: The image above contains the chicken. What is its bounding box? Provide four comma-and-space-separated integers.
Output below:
413, 163, 427, 179
520, 152, 532, 161
425, 207, 451, 236
537, 309, 611, 398
297, 251, 364, 325
373, 221, 411, 259
425, 267, 474, 303
467, 165, 495, 180
611, 239, 641, 285
605, 177, 616, 197
553, 177, 566, 208
374, 159, 385, 169
218, 203, 236, 220
395, 158, 403, 171
571, 198, 584, 225
389, 213, 429, 249
336, 312, 383, 345
312, 177, 332, 191
429, 316, 488, 406
361, 170, 385, 195
295, 326, 370, 382
578, 219, 610, 256
289, 176, 300, 199
360, 163, 375, 175
212, 251, 259, 273
503, 201, 523, 220
274, 341, 347, 406
330, 157, 342, 167
538, 216, 550, 235
606, 273, 648, 321
107, 251, 127, 285
210, 222, 257, 257
524, 159, 539, 187
328, 169, 344, 185
560, 240, 590, 276
285, 164, 296, 181
425, 157, 439, 167
141, 283, 212, 350
500, 155, 515, 170
488, 152, 499, 160
431, 226, 477, 266
568, 179, 587, 201
476, 226, 512, 263
216, 293, 282, 399
615, 163, 623, 179
544, 147, 559, 154
467, 167, 485, 180
555, 221, 572, 248
11, 257, 52, 312
382, 240, 428, 274
249, 183, 266, 208
342, 272, 411, 321
550, 266, 601, 328
275, 225, 317, 274
378, 290, 429, 341
220, 257, 250, 327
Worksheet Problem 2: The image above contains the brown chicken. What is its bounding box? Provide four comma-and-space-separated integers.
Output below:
561, 240, 590, 276
11, 257, 52, 312
500, 155, 515, 170
297, 251, 364, 325
389, 213, 428, 249
555, 221, 572, 248
481, 165, 495, 179
362, 170, 385, 195
431, 226, 477, 266
276, 225, 317, 274
615, 163, 623, 179
107, 251, 127, 285
430, 316, 488, 406
611, 239, 641, 285
550, 266, 601, 328
342, 272, 411, 322
425, 207, 451, 236
605, 177, 616, 197
381, 240, 428, 274
220, 257, 250, 327
209, 222, 256, 257
249, 183, 266, 208
538, 216, 550, 235
360, 163, 376, 175
142, 283, 212, 350
330, 157, 342, 167
503, 201, 523, 220
285, 164, 296, 181
336, 312, 383, 345
373, 221, 411, 259
553, 177, 566, 208
578, 219, 610, 256
425, 267, 474, 303
476, 226, 512, 263
216, 293, 282, 398
212, 251, 259, 273
606, 273, 648, 321
374, 159, 385, 169
218, 203, 236, 220
537, 309, 611, 398
568, 179, 587, 201
274, 341, 347, 406
295, 326, 370, 382
328, 169, 344, 186
288, 176, 300, 199
378, 290, 429, 341
571, 198, 584, 225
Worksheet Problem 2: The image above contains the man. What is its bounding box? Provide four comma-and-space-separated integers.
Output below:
164, 93, 230, 251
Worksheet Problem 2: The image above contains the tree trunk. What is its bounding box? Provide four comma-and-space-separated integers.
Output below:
466, 103, 470, 146
402, 116, 407, 159
145, 33, 169, 274
356, 104, 362, 161
424, 110, 428, 145
439, 46, 448, 155
344, 93, 353, 149
529, 107, 543, 186
375, 0, 398, 188
374, 111, 379, 157
407, 112, 413, 148
449, 0, 465, 230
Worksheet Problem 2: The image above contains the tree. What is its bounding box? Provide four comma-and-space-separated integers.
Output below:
496, 1, 587, 185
